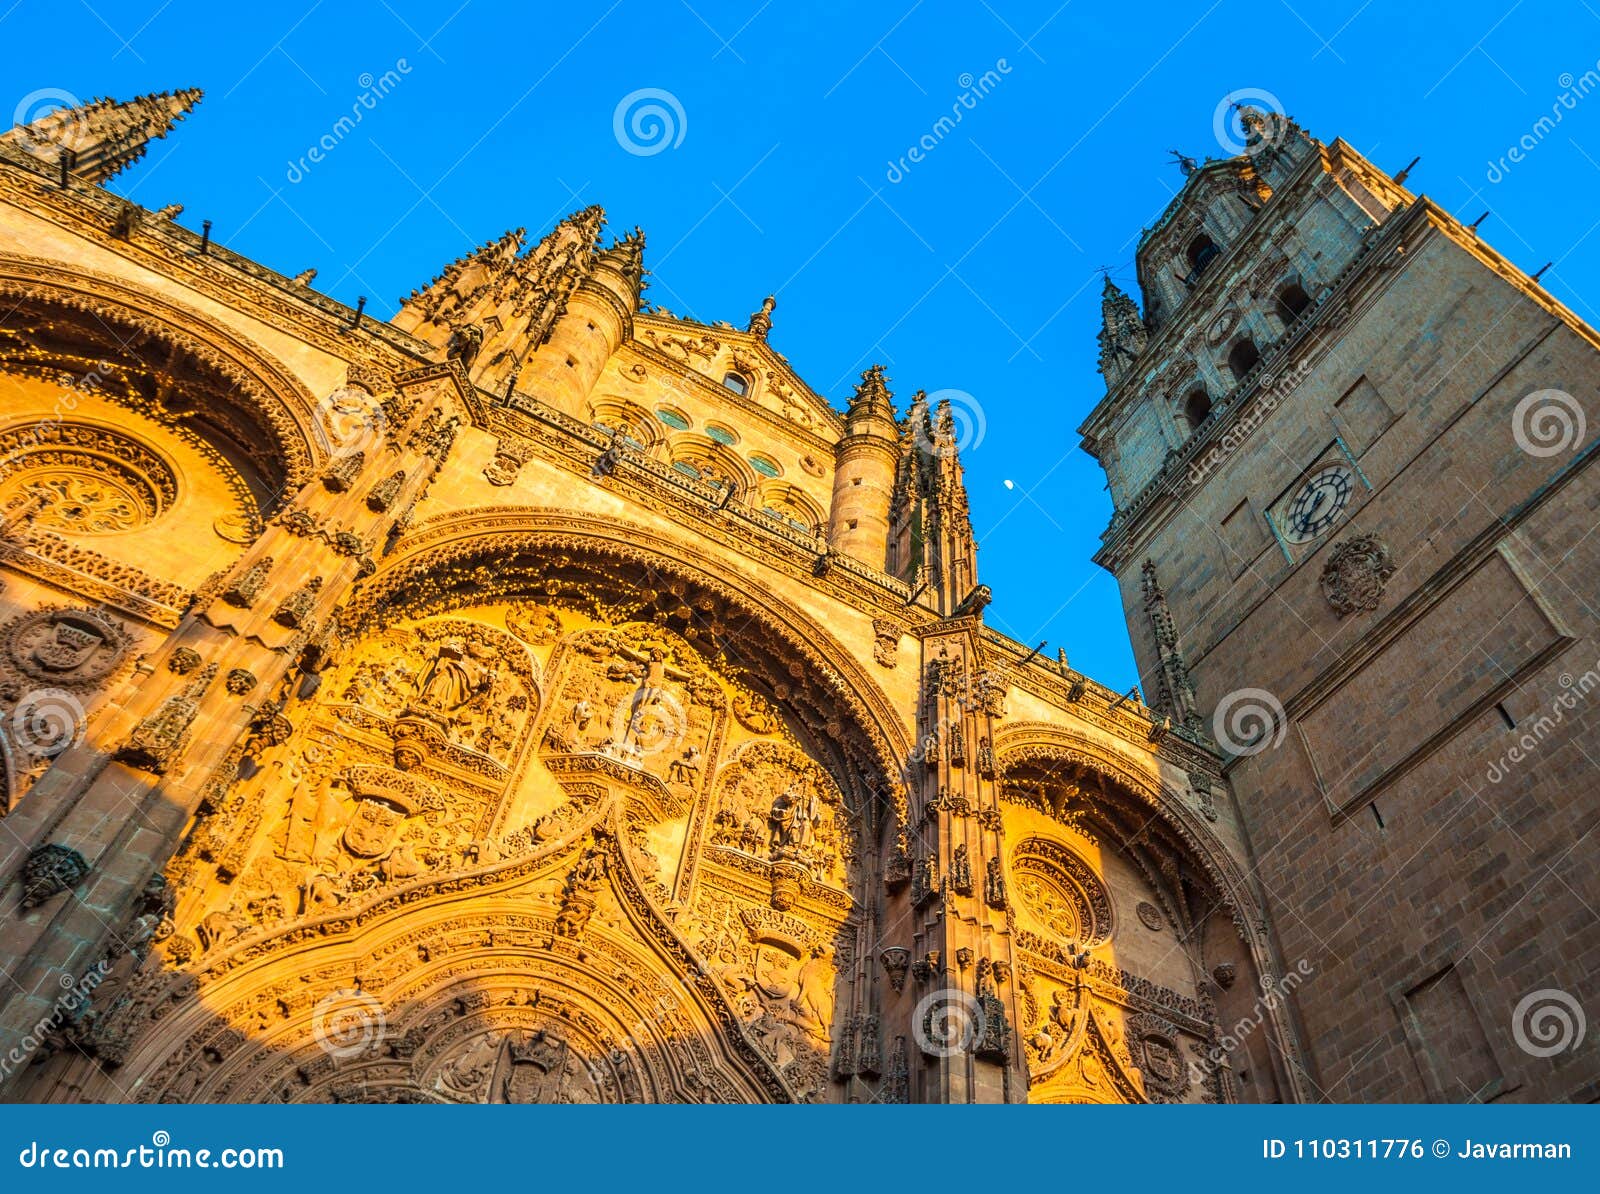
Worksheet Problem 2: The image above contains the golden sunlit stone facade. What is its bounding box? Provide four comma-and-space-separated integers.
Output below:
0, 92, 1298, 1104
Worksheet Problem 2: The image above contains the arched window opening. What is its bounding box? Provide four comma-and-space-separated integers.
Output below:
722, 371, 750, 396
1227, 339, 1260, 383
1183, 390, 1212, 430
1186, 234, 1221, 278
1275, 283, 1311, 324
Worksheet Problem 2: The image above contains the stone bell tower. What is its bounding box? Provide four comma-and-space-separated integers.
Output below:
1080, 107, 1600, 1102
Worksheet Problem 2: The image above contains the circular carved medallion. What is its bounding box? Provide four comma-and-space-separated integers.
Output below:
0, 423, 178, 536
1319, 533, 1396, 618
4, 607, 130, 688
1011, 838, 1114, 946
1136, 900, 1165, 932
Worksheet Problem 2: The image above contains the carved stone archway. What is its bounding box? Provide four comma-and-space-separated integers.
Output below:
0, 253, 329, 499
351, 506, 916, 802
992, 722, 1310, 1103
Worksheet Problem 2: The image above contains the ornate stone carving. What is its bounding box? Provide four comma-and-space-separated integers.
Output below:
1012, 837, 1114, 946
321, 450, 364, 492
484, 437, 534, 486
871, 618, 900, 668
1136, 901, 1165, 932
1319, 533, 1396, 617
273, 577, 323, 628
2, 605, 131, 688
116, 663, 217, 773
222, 556, 273, 608
367, 470, 406, 512
880, 946, 911, 992
20, 843, 91, 909
167, 646, 202, 675
224, 668, 257, 696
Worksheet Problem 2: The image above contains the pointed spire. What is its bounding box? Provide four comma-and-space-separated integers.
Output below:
1096, 276, 1148, 385
3, 89, 202, 183
595, 226, 645, 288
848, 364, 896, 423
747, 295, 776, 339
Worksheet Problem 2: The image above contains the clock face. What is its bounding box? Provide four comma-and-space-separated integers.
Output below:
1282, 465, 1354, 544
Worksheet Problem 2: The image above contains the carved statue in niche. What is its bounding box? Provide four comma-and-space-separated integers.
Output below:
708, 740, 850, 887
541, 623, 719, 783
415, 639, 495, 716
323, 615, 539, 773
689, 895, 835, 1101
424, 1027, 602, 1105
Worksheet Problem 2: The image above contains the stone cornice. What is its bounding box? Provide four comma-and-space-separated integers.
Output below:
486, 389, 927, 621
0, 144, 428, 369
975, 625, 1221, 778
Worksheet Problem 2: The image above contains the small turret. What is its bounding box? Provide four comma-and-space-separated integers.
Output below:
747, 295, 776, 339
828, 364, 901, 568
520, 224, 645, 418
2, 88, 202, 183
1096, 277, 1148, 386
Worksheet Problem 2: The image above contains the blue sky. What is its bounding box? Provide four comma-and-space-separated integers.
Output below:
5, 0, 1599, 690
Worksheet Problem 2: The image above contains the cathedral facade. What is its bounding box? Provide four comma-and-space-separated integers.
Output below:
0, 91, 1585, 1105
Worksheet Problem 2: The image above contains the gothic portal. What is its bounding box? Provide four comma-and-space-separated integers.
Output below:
0, 91, 1588, 1105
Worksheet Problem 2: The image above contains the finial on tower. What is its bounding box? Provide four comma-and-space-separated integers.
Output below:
748, 294, 776, 339
848, 364, 896, 423
1167, 149, 1199, 176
